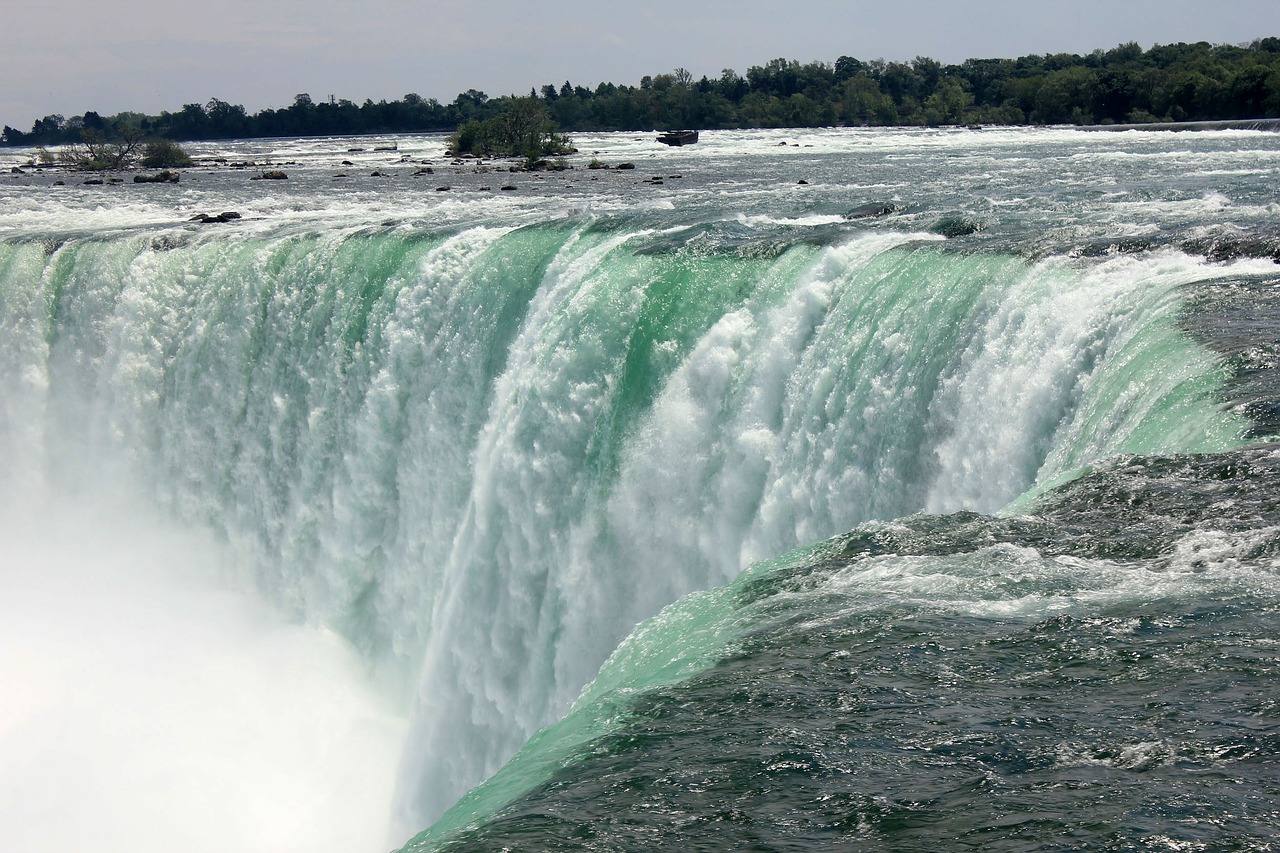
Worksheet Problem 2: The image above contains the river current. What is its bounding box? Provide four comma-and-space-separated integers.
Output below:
1, 127, 1278, 851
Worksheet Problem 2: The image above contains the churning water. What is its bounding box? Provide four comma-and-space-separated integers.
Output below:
1, 126, 1278, 851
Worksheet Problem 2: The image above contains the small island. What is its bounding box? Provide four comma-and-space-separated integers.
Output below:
446, 97, 575, 163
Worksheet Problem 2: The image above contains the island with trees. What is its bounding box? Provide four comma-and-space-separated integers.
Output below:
3, 38, 1278, 151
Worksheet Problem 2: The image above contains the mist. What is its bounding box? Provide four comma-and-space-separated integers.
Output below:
0, 487, 409, 853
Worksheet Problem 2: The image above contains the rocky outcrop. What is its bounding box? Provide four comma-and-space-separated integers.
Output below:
844, 202, 903, 219
930, 215, 986, 237
134, 170, 180, 183
189, 211, 242, 224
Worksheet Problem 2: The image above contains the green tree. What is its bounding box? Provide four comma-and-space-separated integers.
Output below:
922, 78, 973, 124
61, 123, 144, 170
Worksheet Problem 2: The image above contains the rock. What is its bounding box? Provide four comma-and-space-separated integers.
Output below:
501, 185, 517, 191
930, 215, 985, 238
845, 202, 903, 220
82, 178, 104, 185
341, 160, 354, 166
435, 185, 451, 191
134, 170, 180, 183
189, 211, 241, 224
798, 179, 809, 185
616, 162, 635, 170
253, 170, 288, 180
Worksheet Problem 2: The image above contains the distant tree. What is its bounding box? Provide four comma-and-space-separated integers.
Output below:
61, 123, 144, 170
205, 98, 250, 138
834, 55, 863, 82
4, 37, 1279, 147
922, 78, 973, 124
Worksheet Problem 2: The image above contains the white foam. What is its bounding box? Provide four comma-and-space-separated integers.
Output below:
0, 491, 408, 853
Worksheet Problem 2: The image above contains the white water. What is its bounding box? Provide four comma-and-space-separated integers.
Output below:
0, 477, 408, 853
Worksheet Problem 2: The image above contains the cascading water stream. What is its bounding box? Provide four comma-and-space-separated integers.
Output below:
1, 211, 1260, 849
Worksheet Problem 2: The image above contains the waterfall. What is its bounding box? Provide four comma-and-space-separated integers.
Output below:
0, 221, 1253, 842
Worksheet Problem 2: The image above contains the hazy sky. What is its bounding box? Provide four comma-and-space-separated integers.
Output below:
3, 0, 1278, 131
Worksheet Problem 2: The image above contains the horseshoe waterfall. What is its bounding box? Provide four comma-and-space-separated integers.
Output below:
2, 127, 1279, 852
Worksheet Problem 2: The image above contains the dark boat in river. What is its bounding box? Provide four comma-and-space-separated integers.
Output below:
657, 130, 699, 146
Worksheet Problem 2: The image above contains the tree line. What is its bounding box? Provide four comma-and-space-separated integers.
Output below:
4, 38, 1278, 147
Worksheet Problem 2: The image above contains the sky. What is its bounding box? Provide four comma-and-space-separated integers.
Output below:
3, 0, 1279, 132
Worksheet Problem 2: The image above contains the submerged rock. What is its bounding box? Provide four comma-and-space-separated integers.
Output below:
930, 215, 986, 237
189, 211, 242, 224
134, 170, 180, 184
844, 201, 903, 219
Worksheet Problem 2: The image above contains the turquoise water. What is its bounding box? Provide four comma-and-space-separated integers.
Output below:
1, 127, 1278, 852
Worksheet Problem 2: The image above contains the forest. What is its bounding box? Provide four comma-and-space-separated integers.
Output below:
3, 38, 1279, 147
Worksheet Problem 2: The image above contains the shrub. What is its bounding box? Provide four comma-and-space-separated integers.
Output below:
141, 138, 193, 168
60, 126, 143, 171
